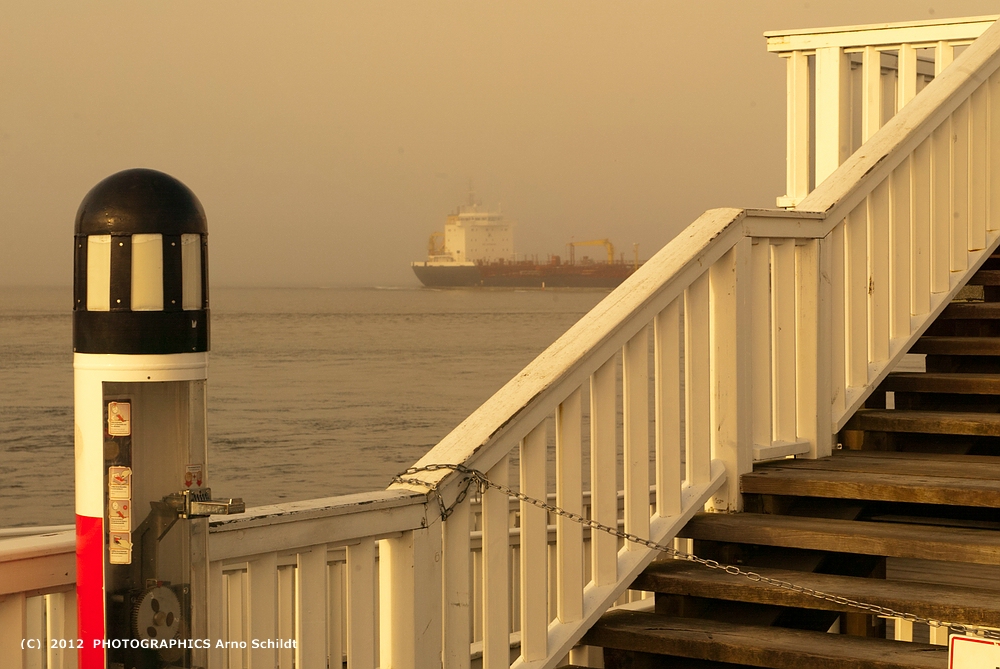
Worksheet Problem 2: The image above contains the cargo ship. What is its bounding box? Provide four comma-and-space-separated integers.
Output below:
411, 199, 640, 288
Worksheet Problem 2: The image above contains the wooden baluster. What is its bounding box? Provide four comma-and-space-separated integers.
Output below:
443, 498, 471, 669
297, 545, 329, 669
624, 327, 649, 547
935, 41, 954, 76
797, 238, 832, 459
0, 592, 27, 669
346, 540, 376, 669
209, 561, 225, 669
931, 117, 952, 293
557, 390, 584, 620
912, 138, 932, 315
590, 358, 618, 586
227, 570, 248, 669
520, 423, 547, 661
890, 158, 912, 342
780, 50, 810, 207
710, 240, 752, 510
46, 591, 77, 669
381, 526, 443, 669
869, 181, 891, 365
654, 299, 682, 518
971, 83, 988, 250
862, 46, 883, 142
990, 70, 1000, 232
482, 454, 510, 669
952, 100, 971, 272
248, 553, 279, 669
815, 46, 851, 185
846, 202, 869, 387
685, 273, 712, 485
897, 43, 918, 110
329, 562, 345, 669
278, 565, 295, 669
751, 239, 773, 450
772, 240, 797, 442
830, 223, 847, 418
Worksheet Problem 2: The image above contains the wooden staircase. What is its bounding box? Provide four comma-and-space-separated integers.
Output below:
581, 263, 1000, 668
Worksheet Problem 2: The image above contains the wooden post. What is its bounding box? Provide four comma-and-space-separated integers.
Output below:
623, 328, 650, 545
686, 272, 712, 486
590, 359, 618, 586
815, 46, 851, 185
247, 553, 278, 669
556, 390, 584, 618
890, 159, 912, 343
346, 541, 377, 669
380, 526, 443, 669
710, 240, 752, 511
862, 46, 883, 142
519, 423, 547, 661
442, 502, 471, 669
797, 238, 833, 459
0, 592, 26, 669
654, 299, 682, 518
779, 51, 811, 207
952, 99, 971, 272
481, 455, 510, 669
296, 546, 329, 669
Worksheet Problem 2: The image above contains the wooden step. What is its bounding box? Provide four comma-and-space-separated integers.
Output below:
582, 610, 948, 669
968, 269, 1000, 285
911, 336, 1000, 355
881, 372, 1000, 394
940, 302, 1000, 318
843, 409, 1000, 436
677, 513, 1000, 565
741, 452, 1000, 506
632, 560, 1000, 627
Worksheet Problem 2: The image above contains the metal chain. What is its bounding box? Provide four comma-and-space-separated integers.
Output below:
394, 463, 1000, 641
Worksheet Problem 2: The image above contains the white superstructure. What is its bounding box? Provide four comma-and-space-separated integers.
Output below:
442, 201, 514, 263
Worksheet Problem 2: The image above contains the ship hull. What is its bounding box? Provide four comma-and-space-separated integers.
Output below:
411, 262, 635, 288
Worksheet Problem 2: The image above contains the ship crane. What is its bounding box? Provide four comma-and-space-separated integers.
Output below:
427, 231, 445, 256
568, 239, 614, 265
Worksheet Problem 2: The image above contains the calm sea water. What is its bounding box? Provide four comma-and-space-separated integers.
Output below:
0, 286, 607, 527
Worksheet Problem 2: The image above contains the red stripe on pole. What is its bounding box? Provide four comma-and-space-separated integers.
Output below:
76, 514, 105, 669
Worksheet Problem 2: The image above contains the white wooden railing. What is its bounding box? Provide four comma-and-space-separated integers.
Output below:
6, 13, 1000, 669
768, 14, 998, 207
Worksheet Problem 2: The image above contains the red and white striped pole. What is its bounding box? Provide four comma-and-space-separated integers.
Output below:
73, 169, 219, 669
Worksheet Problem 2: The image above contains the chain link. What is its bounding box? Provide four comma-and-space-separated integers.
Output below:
394, 463, 1000, 641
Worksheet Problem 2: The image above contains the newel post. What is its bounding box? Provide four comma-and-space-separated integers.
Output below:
379, 523, 443, 669
709, 238, 753, 512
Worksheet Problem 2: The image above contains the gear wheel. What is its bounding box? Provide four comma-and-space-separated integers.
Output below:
131, 586, 181, 642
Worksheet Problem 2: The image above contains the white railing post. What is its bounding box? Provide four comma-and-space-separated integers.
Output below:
481, 455, 510, 669
797, 238, 834, 458
556, 390, 584, 620
247, 554, 279, 669
519, 423, 548, 661
296, 545, 329, 669
709, 239, 752, 511
346, 541, 377, 669
779, 51, 811, 208
589, 359, 618, 586
623, 329, 650, 543
685, 272, 713, 486
380, 525, 443, 669
442, 503, 471, 669
0, 592, 27, 669
815, 46, 851, 185
654, 299, 682, 518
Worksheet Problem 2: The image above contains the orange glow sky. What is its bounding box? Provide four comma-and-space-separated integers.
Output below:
3, 1, 997, 286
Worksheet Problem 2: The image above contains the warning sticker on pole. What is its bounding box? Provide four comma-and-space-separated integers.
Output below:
108, 499, 131, 532
107, 401, 131, 436
184, 464, 203, 489
109, 533, 132, 565
950, 634, 1000, 668
108, 466, 132, 499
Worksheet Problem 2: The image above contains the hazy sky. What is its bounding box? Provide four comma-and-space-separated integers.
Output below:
3, 1, 998, 287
